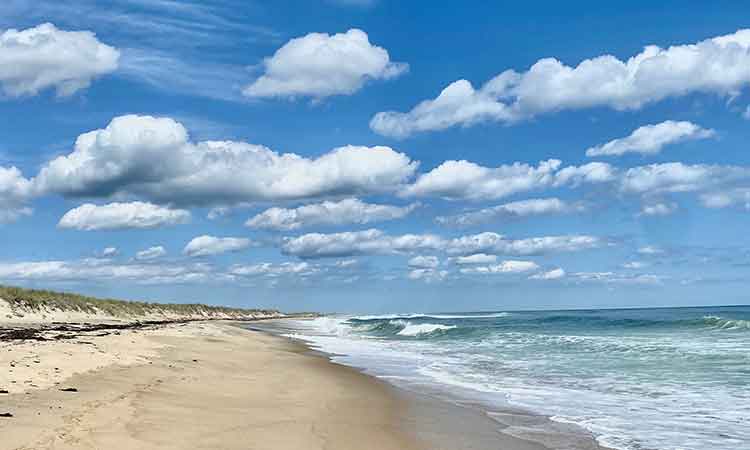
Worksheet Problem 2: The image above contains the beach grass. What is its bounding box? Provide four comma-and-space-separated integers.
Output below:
0, 284, 278, 318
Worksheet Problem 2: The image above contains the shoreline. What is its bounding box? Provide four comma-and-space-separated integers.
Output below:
1, 318, 608, 450
252, 318, 613, 450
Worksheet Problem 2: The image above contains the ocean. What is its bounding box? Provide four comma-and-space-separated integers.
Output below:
275, 306, 749, 450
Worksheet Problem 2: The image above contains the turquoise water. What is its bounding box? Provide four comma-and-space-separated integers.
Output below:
283, 306, 750, 450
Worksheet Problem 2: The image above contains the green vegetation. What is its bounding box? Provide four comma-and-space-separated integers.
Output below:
0, 285, 279, 318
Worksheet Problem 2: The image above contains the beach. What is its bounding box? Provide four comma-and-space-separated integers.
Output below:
0, 320, 422, 449
0, 317, 613, 450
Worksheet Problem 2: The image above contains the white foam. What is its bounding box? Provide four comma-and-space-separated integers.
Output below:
396, 322, 457, 336
703, 315, 750, 330
353, 312, 510, 320
280, 311, 750, 450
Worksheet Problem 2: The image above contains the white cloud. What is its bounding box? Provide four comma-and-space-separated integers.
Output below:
246, 198, 417, 231
282, 229, 604, 259
229, 262, 316, 277
371, 29, 750, 137
281, 229, 444, 259
622, 261, 648, 269
453, 253, 498, 265
408, 268, 448, 282
100, 247, 119, 257
445, 232, 603, 256
699, 188, 750, 209
460, 260, 539, 274
34, 115, 418, 206
118, 48, 250, 102
244, 29, 407, 100
437, 197, 584, 227
571, 271, 664, 285
529, 268, 565, 280
637, 246, 665, 255
0, 23, 118, 98
620, 162, 750, 195
395, 155, 750, 207
58, 201, 190, 231
402, 159, 614, 201
586, 121, 715, 157
0, 165, 34, 223
638, 202, 678, 217
335, 259, 358, 267
0, 259, 215, 284
183, 235, 251, 257
135, 246, 166, 261
408, 255, 440, 269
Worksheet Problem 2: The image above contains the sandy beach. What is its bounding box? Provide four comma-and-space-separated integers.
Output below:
0, 320, 427, 449
0, 319, 610, 450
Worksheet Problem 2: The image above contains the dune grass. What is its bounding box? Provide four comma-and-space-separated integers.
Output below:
0, 285, 279, 318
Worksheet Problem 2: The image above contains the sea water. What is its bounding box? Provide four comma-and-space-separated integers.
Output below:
279, 307, 750, 450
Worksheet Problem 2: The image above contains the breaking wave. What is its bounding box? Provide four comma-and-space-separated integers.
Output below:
702, 315, 750, 330
396, 322, 457, 336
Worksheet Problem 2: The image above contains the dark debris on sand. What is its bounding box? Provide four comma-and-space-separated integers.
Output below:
0, 320, 191, 342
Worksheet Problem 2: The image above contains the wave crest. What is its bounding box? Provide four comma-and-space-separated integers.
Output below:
702, 316, 750, 330
397, 322, 457, 336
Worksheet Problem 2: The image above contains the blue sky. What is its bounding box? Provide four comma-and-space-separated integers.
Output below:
2, 1, 750, 313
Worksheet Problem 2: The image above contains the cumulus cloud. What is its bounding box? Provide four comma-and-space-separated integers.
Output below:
408, 255, 440, 269
58, 201, 190, 231
437, 197, 585, 227
619, 162, 750, 195
529, 268, 566, 280
0, 23, 118, 98
371, 29, 750, 137
396, 155, 750, 206
244, 29, 407, 100
135, 246, 167, 261
638, 202, 678, 217
33, 115, 418, 206
183, 235, 251, 257
402, 159, 613, 201
246, 198, 417, 231
460, 260, 540, 274
453, 253, 498, 265
282, 229, 604, 259
0, 165, 34, 223
586, 121, 715, 157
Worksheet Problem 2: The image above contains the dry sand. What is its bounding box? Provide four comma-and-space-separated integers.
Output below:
0, 321, 425, 450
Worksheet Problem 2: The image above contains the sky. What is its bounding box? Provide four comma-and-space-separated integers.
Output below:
1, 1, 750, 313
